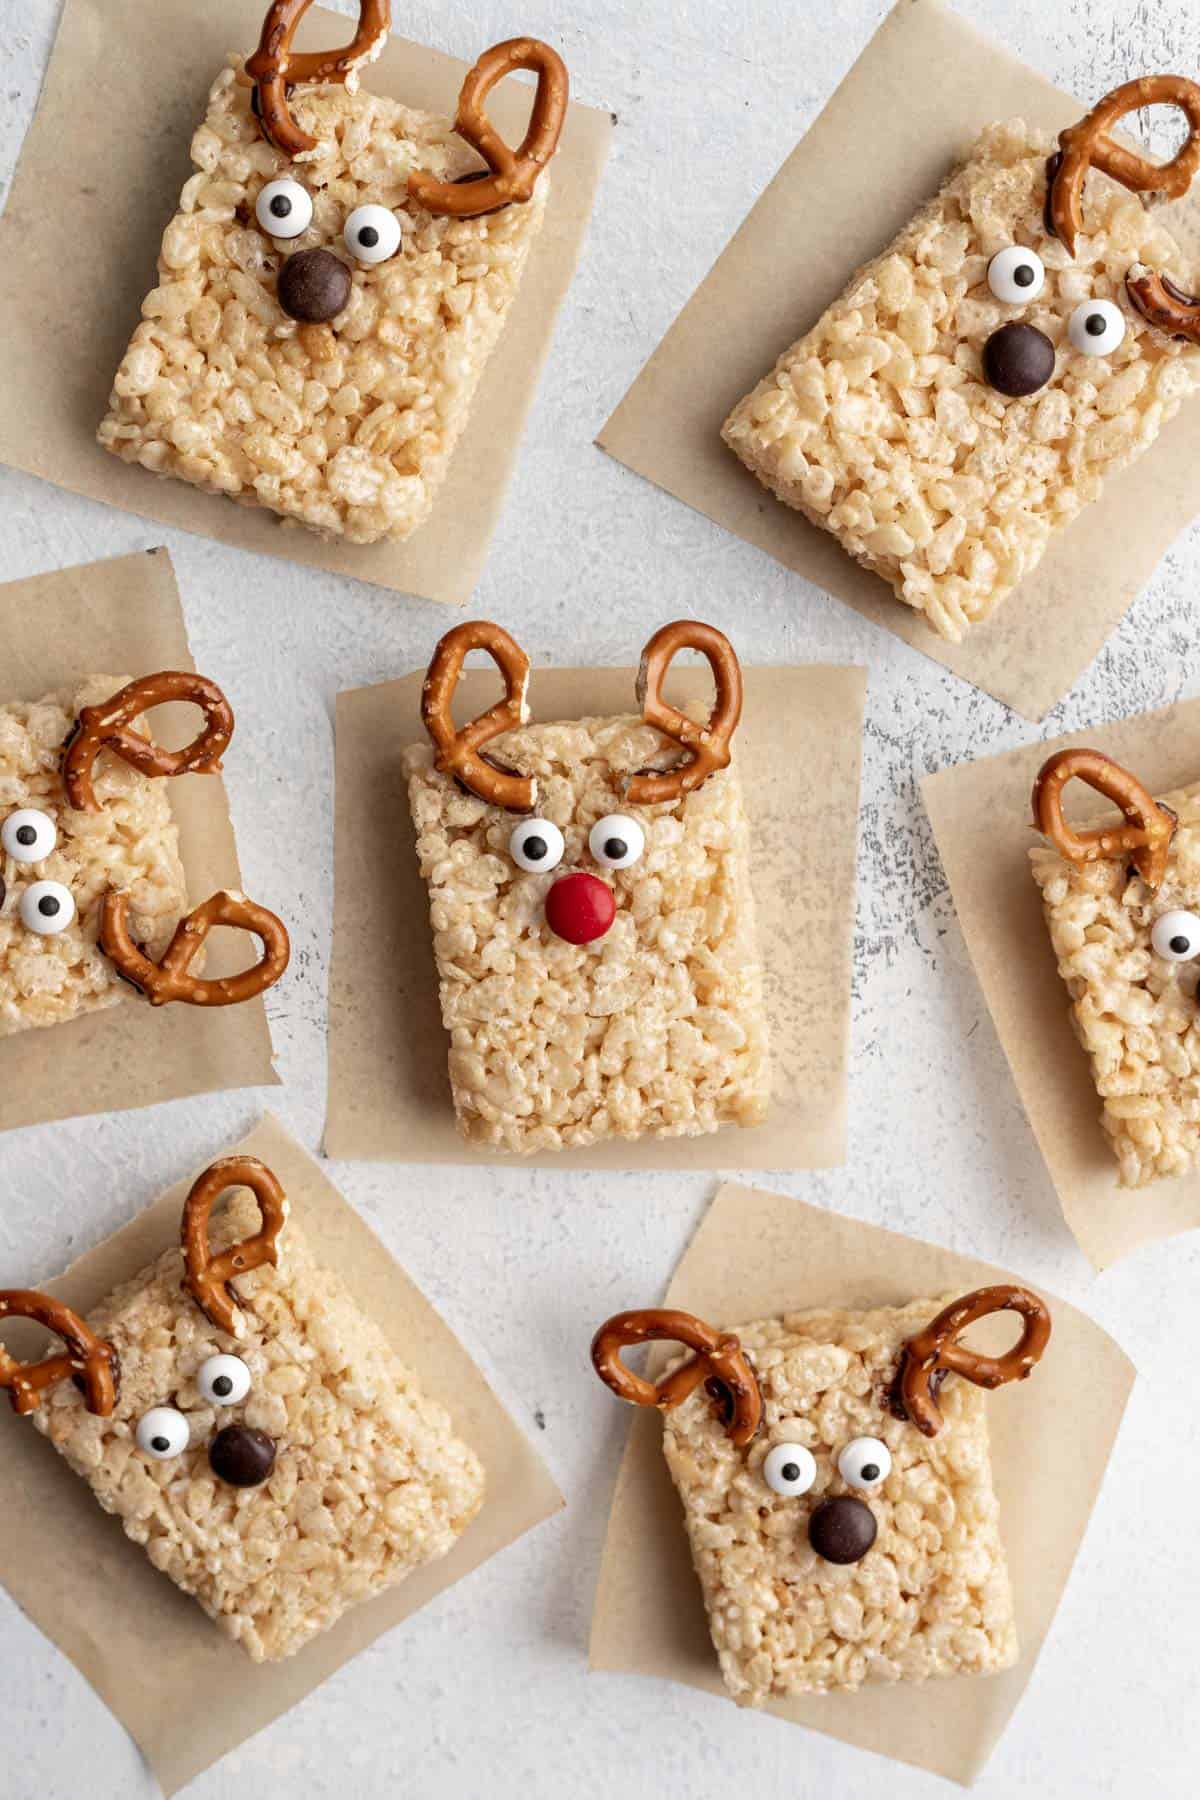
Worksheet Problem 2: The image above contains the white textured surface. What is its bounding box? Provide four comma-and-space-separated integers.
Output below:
3, 1, 1200, 1796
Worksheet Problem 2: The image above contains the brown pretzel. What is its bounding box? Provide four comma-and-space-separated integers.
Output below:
1048, 75, 1200, 257
247, 0, 392, 158
590, 1308, 763, 1447
1127, 267, 1200, 345
0, 1290, 118, 1417
62, 672, 233, 816
1033, 747, 1176, 892
421, 620, 535, 811
100, 889, 291, 1008
408, 38, 569, 218
626, 622, 744, 806
895, 1286, 1051, 1439
182, 1158, 289, 1337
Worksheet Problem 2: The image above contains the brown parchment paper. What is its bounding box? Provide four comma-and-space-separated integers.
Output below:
0, 1113, 563, 1797
325, 660, 866, 1167
922, 700, 1200, 1270
590, 1181, 1134, 1785
597, 0, 1200, 721
0, 549, 278, 1133
0, 0, 611, 606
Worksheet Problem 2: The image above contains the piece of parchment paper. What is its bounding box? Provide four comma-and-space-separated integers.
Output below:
923, 700, 1200, 1269
0, 1113, 563, 1797
325, 660, 866, 1167
0, 548, 278, 1132
597, 0, 1200, 721
0, 0, 611, 605
590, 1180, 1134, 1785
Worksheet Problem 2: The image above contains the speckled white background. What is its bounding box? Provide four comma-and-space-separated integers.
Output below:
2, 1, 1199, 1795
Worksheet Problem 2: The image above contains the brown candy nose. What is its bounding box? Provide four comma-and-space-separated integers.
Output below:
982, 321, 1056, 397
277, 248, 352, 323
808, 1494, 877, 1565
208, 1424, 276, 1488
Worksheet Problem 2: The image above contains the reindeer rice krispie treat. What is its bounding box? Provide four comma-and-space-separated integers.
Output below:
0, 1155, 485, 1661
1031, 745, 1200, 1187
0, 672, 288, 1037
592, 1289, 1051, 1706
404, 620, 770, 1153
724, 77, 1200, 641
99, 1, 568, 544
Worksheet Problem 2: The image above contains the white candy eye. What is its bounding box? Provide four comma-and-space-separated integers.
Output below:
1068, 298, 1126, 356
255, 178, 313, 239
19, 880, 75, 935
1151, 910, 1200, 963
588, 814, 645, 870
509, 817, 565, 874
1, 809, 57, 864
136, 1406, 190, 1461
762, 1442, 817, 1497
196, 1354, 252, 1406
837, 1436, 892, 1491
987, 244, 1045, 303
344, 204, 402, 265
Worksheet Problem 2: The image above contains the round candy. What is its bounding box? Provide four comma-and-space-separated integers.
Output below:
510, 817, 565, 873
208, 1424, 276, 1488
987, 244, 1046, 303
255, 177, 313, 240
1068, 297, 1126, 356
344, 204, 402, 265
276, 247, 352, 323
588, 813, 645, 870
807, 1494, 878, 1565
197, 1353, 252, 1406
836, 1436, 892, 1491
1, 808, 57, 864
762, 1442, 817, 1497
136, 1406, 190, 1461
543, 871, 616, 944
982, 321, 1056, 396
19, 879, 75, 936
1150, 909, 1200, 963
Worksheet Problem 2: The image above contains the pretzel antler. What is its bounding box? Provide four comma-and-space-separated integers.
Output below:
182, 1157, 290, 1338
894, 1286, 1051, 1438
247, 0, 392, 158
408, 38, 569, 219
626, 622, 744, 806
62, 672, 234, 815
421, 621, 536, 811
1048, 75, 1200, 257
1127, 267, 1200, 344
591, 1308, 763, 1447
100, 890, 291, 1007
0, 1291, 118, 1417
1033, 747, 1177, 892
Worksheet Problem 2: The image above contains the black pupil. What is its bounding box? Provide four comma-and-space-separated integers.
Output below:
151, 1436, 170, 1453
781, 1462, 801, 1483
1170, 935, 1191, 955
861, 1463, 880, 1482
1086, 313, 1107, 336
523, 835, 547, 861
15, 825, 37, 846
212, 1375, 233, 1397
358, 225, 380, 247
38, 895, 61, 916
604, 837, 627, 862
1014, 263, 1035, 287
269, 194, 292, 218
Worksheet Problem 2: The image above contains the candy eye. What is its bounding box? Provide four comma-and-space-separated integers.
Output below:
136, 1406, 190, 1461
509, 818, 565, 874
987, 245, 1045, 303
196, 1354, 252, 1406
255, 178, 313, 239
837, 1436, 892, 1491
1068, 298, 1126, 356
1, 809, 57, 864
588, 814, 645, 870
762, 1442, 817, 1497
1151, 910, 1200, 963
19, 880, 75, 936
344, 205, 402, 265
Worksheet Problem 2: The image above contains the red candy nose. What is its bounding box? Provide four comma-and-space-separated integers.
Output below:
544, 871, 616, 944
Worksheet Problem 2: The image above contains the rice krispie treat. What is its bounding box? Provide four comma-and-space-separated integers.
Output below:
98, 1, 568, 545
404, 620, 770, 1153
723, 76, 1200, 641
0, 1155, 485, 1661
592, 1289, 1051, 1706
0, 671, 289, 1036
1031, 744, 1200, 1187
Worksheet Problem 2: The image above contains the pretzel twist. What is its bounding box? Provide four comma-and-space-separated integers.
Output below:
408, 39, 569, 219
247, 0, 392, 158
1127, 267, 1200, 345
182, 1158, 290, 1338
895, 1286, 1051, 1438
421, 621, 535, 811
1048, 75, 1200, 256
0, 1290, 118, 1417
100, 889, 291, 1008
626, 622, 744, 806
1033, 747, 1177, 892
590, 1308, 763, 1447
62, 672, 234, 815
